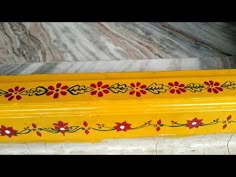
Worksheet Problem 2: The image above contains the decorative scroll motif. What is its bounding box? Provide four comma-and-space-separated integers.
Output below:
0, 80, 235, 101
0, 115, 234, 138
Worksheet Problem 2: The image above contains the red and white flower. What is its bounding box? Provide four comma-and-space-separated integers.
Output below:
53, 121, 69, 135
114, 121, 132, 132
0, 125, 18, 138
186, 118, 203, 129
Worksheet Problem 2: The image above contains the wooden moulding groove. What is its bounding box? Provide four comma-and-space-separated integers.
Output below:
0, 69, 236, 142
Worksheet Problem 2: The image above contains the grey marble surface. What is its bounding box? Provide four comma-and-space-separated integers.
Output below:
0, 22, 236, 63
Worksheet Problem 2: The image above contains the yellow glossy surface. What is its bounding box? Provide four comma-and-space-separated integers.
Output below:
0, 69, 236, 142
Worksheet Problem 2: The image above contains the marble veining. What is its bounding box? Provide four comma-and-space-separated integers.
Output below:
0, 22, 236, 63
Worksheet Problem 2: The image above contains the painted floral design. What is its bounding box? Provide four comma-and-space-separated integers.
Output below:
168, 81, 186, 94
90, 81, 109, 97
83, 121, 90, 135
32, 123, 42, 137
156, 120, 162, 132
0, 125, 18, 138
53, 121, 69, 135
114, 121, 131, 132
186, 118, 203, 129
129, 82, 147, 97
0, 115, 235, 138
5, 86, 25, 101
204, 80, 223, 94
47, 83, 68, 99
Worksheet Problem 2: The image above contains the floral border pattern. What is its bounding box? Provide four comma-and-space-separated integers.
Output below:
0, 115, 234, 138
0, 80, 235, 101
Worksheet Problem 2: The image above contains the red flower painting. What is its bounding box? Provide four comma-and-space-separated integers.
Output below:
129, 82, 147, 97
114, 121, 132, 132
0, 125, 18, 138
204, 81, 223, 94
47, 83, 69, 99
53, 121, 69, 135
90, 81, 109, 97
186, 118, 203, 129
168, 81, 186, 94
5, 86, 25, 101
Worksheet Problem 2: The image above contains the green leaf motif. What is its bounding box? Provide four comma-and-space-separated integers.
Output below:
185, 83, 205, 92
20, 86, 48, 96
146, 83, 170, 94
0, 89, 7, 96
108, 83, 132, 93
67, 85, 93, 95
221, 81, 236, 90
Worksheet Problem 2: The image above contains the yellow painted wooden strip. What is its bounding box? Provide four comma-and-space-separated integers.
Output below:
0, 69, 236, 142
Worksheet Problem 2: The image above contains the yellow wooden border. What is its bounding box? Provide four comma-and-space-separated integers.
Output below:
0, 69, 236, 142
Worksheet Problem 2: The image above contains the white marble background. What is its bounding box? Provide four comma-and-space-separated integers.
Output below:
0, 22, 236, 154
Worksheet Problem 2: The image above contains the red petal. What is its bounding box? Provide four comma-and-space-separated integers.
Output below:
209, 81, 214, 85
18, 87, 25, 92
46, 91, 54, 96
16, 95, 21, 100
168, 82, 174, 87
179, 88, 186, 92
5, 93, 12, 98
56, 83, 62, 88
213, 88, 219, 94
174, 81, 179, 86
179, 84, 185, 87
83, 121, 88, 127
53, 93, 59, 99
97, 81, 103, 87
176, 90, 181, 94
227, 115, 232, 121
90, 83, 97, 88
170, 89, 175, 94
98, 91, 103, 97
36, 132, 42, 137
214, 82, 220, 86
103, 89, 109, 94
8, 96, 14, 101
140, 85, 147, 89
204, 81, 210, 86
136, 82, 141, 87
207, 88, 212, 92
129, 90, 135, 95
136, 92, 141, 97
157, 120, 162, 125
60, 91, 67, 96
61, 85, 68, 90
216, 87, 223, 91
102, 84, 109, 89
32, 123, 37, 128
90, 90, 97, 95
85, 129, 89, 135
48, 86, 55, 90
8, 88, 14, 93
130, 83, 135, 88
140, 90, 146, 94
156, 127, 161, 132
14, 86, 19, 91
223, 124, 227, 129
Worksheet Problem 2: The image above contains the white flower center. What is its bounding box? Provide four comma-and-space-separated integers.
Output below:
120, 125, 125, 129
60, 128, 65, 131
192, 122, 197, 125
5, 130, 11, 134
